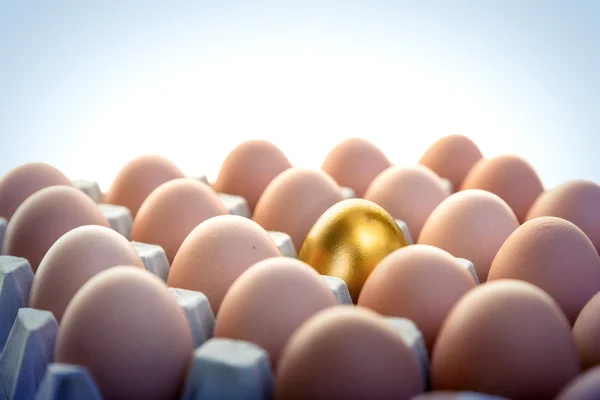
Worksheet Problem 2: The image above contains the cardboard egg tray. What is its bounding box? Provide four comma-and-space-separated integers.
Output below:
0, 179, 493, 400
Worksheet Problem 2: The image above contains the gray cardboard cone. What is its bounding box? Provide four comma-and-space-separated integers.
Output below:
0, 256, 34, 352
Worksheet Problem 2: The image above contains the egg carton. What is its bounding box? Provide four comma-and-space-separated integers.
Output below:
0, 255, 425, 399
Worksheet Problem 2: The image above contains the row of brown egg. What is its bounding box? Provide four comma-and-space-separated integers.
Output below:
1, 135, 600, 400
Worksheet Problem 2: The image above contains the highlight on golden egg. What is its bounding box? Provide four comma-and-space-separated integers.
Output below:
298, 198, 409, 302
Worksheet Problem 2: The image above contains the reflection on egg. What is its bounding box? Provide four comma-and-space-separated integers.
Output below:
131, 178, 227, 263
214, 140, 293, 213
275, 306, 425, 400
105, 154, 185, 217
2, 186, 109, 271
488, 216, 600, 324
30, 225, 144, 322
555, 366, 600, 400
418, 135, 483, 190
418, 189, 518, 282
432, 280, 580, 400
56, 267, 194, 400
364, 165, 448, 241
0, 162, 72, 221
321, 137, 391, 197
253, 168, 344, 250
461, 155, 544, 222
527, 179, 600, 254
299, 198, 409, 302
358, 245, 476, 351
168, 215, 280, 314
214, 257, 337, 366
573, 292, 600, 370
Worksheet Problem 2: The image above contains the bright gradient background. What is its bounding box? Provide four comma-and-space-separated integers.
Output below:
1, 1, 598, 191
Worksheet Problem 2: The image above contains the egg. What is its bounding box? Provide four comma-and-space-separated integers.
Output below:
488, 216, 600, 324
299, 198, 409, 302
105, 154, 185, 217
253, 168, 344, 250
2, 186, 109, 271
55, 267, 193, 400
275, 306, 425, 400
321, 137, 391, 197
418, 189, 518, 282
527, 179, 600, 254
418, 134, 483, 190
214, 257, 337, 366
358, 245, 476, 351
168, 215, 280, 313
131, 178, 227, 263
461, 155, 544, 222
431, 280, 580, 399
573, 292, 600, 370
555, 366, 600, 400
0, 162, 72, 220
364, 165, 448, 241
29, 225, 144, 323
214, 140, 293, 213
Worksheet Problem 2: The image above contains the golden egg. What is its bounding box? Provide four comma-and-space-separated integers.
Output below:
298, 198, 409, 302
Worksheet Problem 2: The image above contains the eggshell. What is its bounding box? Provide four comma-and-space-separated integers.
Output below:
527, 180, 600, 254
275, 306, 425, 400
105, 154, 185, 217
168, 215, 280, 313
131, 178, 227, 263
461, 155, 544, 222
55, 267, 194, 400
488, 216, 600, 324
0, 162, 72, 220
2, 186, 109, 271
214, 257, 337, 366
214, 140, 292, 213
431, 280, 580, 400
555, 366, 600, 400
364, 165, 448, 241
418, 135, 483, 190
573, 292, 600, 370
253, 168, 344, 250
321, 137, 391, 197
358, 245, 476, 351
29, 225, 144, 323
418, 189, 519, 282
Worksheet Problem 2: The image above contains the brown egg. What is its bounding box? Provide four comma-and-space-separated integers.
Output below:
461, 155, 544, 222
364, 166, 448, 241
573, 292, 600, 370
214, 257, 337, 366
358, 245, 476, 351
55, 267, 193, 400
418, 135, 483, 190
214, 140, 293, 213
418, 189, 518, 282
131, 178, 227, 263
253, 168, 344, 250
105, 154, 185, 217
321, 137, 391, 197
488, 216, 600, 324
555, 366, 600, 400
432, 280, 580, 399
0, 162, 72, 220
2, 186, 109, 271
29, 225, 144, 323
527, 180, 600, 254
168, 215, 280, 313
275, 306, 425, 400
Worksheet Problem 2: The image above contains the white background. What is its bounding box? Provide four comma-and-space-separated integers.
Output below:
1, 1, 598, 191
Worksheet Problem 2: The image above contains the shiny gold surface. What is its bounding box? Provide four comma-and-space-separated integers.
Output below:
298, 198, 409, 302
